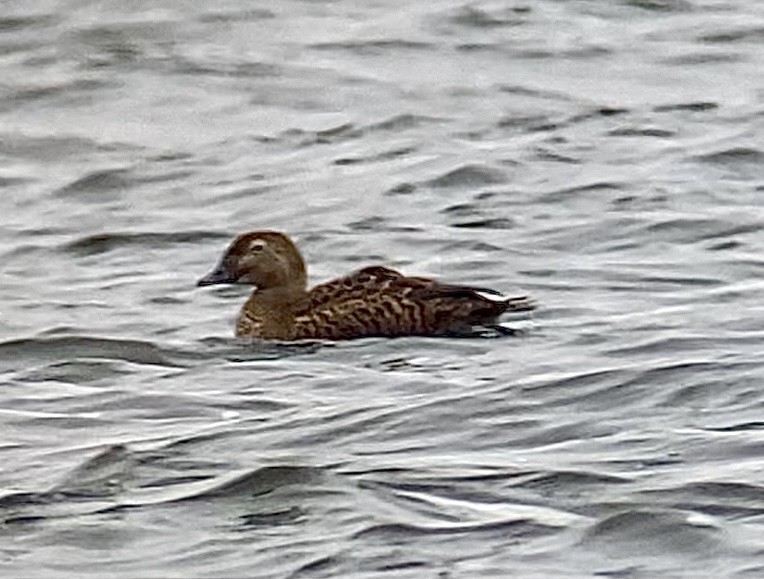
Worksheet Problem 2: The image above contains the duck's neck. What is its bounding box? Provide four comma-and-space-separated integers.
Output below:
239, 284, 308, 340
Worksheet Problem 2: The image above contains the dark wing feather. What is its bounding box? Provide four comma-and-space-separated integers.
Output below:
406, 280, 534, 312
399, 279, 528, 327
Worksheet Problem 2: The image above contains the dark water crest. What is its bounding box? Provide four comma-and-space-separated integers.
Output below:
2, 0, 764, 577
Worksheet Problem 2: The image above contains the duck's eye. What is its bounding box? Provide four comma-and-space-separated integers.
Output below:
250, 241, 266, 252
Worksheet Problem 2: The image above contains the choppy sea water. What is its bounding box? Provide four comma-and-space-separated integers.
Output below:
2, 0, 764, 577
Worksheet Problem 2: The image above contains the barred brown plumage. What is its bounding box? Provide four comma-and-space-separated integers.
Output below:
197, 231, 535, 340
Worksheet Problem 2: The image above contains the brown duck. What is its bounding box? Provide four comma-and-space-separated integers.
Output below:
197, 231, 534, 340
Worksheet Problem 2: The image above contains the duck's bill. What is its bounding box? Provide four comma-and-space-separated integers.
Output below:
197, 263, 237, 286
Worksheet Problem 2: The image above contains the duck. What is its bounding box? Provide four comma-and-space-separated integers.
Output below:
196, 230, 534, 340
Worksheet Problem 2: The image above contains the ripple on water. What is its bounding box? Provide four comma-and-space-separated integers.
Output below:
0, 335, 187, 370
427, 164, 508, 188
582, 509, 726, 557
62, 230, 228, 256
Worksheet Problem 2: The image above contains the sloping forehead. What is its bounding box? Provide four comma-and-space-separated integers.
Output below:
229, 231, 291, 255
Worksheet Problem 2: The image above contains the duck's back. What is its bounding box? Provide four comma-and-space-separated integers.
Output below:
306, 266, 404, 309
292, 266, 531, 340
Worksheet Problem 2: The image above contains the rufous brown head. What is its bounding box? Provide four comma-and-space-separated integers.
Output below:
197, 231, 307, 291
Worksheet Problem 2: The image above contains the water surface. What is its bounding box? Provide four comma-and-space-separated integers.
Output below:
2, 1, 764, 577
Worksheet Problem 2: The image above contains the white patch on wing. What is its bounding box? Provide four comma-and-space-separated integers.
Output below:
473, 290, 508, 303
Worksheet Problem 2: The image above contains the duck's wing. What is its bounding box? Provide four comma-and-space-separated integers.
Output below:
306, 266, 404, 309
389, 277, 534, 326
294, 272, 534, 340
402, 278, 534, 312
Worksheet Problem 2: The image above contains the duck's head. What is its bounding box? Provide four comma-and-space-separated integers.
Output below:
197, 231, 307, 291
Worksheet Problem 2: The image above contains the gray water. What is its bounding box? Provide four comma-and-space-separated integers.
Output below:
2, 0, 764, 577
